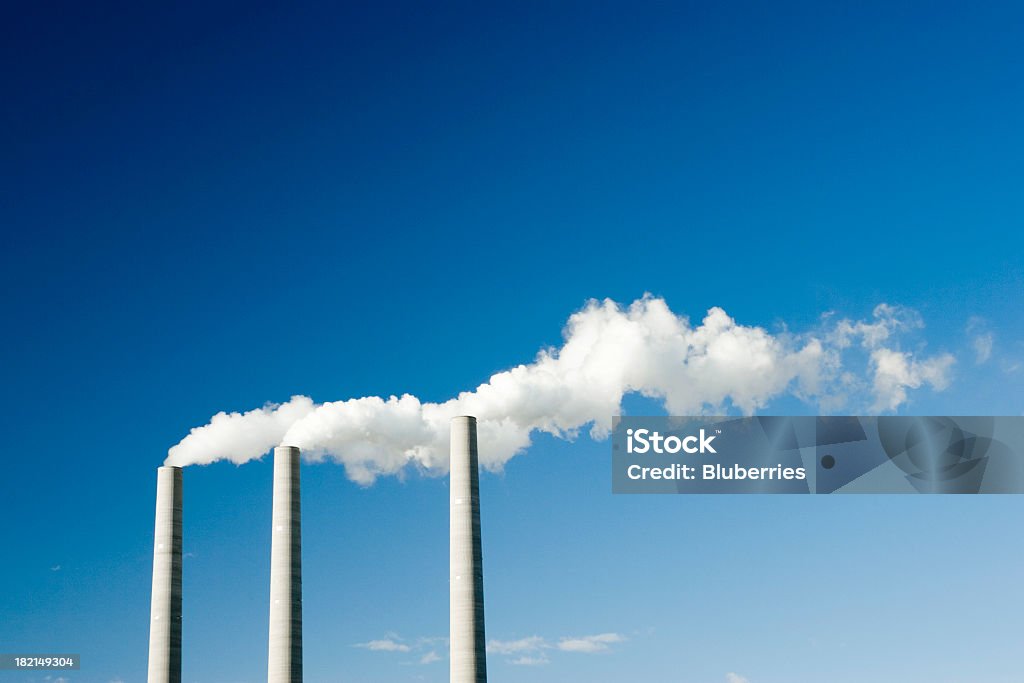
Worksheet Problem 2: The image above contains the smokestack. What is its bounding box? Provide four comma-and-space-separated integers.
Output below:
268, 446, 302, 683
450, 416, 487, 683
148, 466, 182, 683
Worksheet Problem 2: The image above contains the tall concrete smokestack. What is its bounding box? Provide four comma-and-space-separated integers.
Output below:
148, 466, 182, 683
450, 416, 487, 683
268, 446, 302, 683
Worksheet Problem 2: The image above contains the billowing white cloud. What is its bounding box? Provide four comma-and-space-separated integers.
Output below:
167, 296, 956, 482
167, 395, 315, 467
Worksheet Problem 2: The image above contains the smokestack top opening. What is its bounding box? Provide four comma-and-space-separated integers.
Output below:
157, 465, 181, 472
451, 415, 478, 422
274, 445, 300, 452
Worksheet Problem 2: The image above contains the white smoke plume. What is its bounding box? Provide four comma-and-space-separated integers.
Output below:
166, 296, 955, 483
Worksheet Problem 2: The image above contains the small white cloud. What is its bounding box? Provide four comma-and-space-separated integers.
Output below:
557, 632, 625, 653
870, 348, 954, 411
419, 651, 440, 664
487, 636, 547, 655
966, 318, 994, 364
726, 673, 750, 683
830, 303, 921, 350
488, 631, 626, 664
414, 636, 448, 647
355, 638, 410, 652
50, 565, 61, 571
972, 332, 994, 364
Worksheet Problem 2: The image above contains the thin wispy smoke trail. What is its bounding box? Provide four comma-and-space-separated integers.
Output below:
166, 296, 954, 483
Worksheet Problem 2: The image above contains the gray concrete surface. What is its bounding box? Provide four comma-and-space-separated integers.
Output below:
450, 416, 487, 683
268, 446, 303, 683
147, 466, 182, 683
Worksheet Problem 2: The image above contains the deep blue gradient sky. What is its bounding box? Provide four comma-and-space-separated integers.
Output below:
2, 2, 1023, 682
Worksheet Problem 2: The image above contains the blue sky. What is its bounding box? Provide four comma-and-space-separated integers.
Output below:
1, 2, 1023, 682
